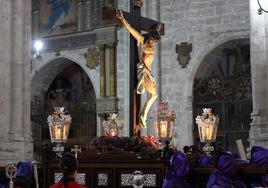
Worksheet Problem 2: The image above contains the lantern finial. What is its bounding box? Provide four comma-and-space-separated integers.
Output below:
196, 108, 219, 154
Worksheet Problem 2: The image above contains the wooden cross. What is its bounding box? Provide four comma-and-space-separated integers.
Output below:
71, 145, 82, 159
103, 3, 164, 136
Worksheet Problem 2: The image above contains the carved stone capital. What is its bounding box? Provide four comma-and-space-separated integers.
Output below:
132, 0, 143, 7
85, 46, 100, 69
96, 97, 119, 115
176, 42, 192, 68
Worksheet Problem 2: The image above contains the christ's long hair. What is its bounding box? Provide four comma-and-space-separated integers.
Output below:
143, 23, 162, 42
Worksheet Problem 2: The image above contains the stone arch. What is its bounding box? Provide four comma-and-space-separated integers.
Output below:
190, 35, 251, 154
31, 55, 99, 160
31, 54, 99, 98
173, 32, 250, 149
188, 32, 250, 96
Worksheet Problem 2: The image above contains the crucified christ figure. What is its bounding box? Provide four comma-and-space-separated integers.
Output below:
116, 10, 161, 128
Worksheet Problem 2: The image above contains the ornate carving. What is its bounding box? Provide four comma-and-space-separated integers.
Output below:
76, 173, 86, 185
96, 97, 119, 114
207, 73, 221, 97
194, 47, 251, 102
121, 172, 157, 187
98, 173, 109, 186
176, 42, 192, 68
85, 46, 100, 69
54, 173, 62, 183
132, 0, 143, 7
54, 172, 86, 185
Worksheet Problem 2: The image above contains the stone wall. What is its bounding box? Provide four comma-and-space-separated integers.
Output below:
0, 0, 32, 165
159, 0, 250, 149
249, 0, 268, 147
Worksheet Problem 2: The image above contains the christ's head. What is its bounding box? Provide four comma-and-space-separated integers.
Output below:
143, 24, 162, 46
143, 32, 160, 46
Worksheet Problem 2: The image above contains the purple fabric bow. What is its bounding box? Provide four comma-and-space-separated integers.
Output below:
17, 162, 33, 175
206, 152, 246, 188
163, 152, 191, 188
250, 146, 268, 167
197, 154, 213, 168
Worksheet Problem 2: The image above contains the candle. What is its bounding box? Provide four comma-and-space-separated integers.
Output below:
160, 121, 168, 138
55, 125, 61, 140
206, 126, 211, 140
110, 129, 116, 136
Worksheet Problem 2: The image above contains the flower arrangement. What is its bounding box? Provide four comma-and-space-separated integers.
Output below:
89, 135, 161, 155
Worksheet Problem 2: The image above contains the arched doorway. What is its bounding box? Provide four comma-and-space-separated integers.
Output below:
31, 57, 96, 160
193, 39, 252, 156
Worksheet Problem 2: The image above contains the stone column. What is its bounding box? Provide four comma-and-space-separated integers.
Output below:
109, 44, 117, 97
92, 0, 99, 26
77, 0, 84, 31
0, 0, 32, 165
99, 0, 104, 26
85, 0, 92, 30
32, 1, 40, 38
249, 0, 268, 146
99, 45, 106, 97
96, 43, 119, 135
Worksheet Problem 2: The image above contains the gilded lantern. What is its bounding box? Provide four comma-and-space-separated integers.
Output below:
151, 101, 176, 141
196, 108, 219, 154
47, 107, 72, 143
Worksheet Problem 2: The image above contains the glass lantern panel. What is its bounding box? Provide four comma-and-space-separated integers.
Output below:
49, 126, 54, 142
152, 121, 159, 139
159, 121, 168, 138
168, 121, 175, 138
198, 123, 217, 142
55, 124, 62, 141
63, 122, 70, 142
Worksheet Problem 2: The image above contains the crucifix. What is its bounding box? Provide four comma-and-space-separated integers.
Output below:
103, 1, 164, 136
71, 145, 82, 159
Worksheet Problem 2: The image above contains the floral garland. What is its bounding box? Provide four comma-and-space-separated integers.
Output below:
89, 135, 161, 154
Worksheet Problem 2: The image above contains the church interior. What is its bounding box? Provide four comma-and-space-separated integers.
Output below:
1, 0, 268, 187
